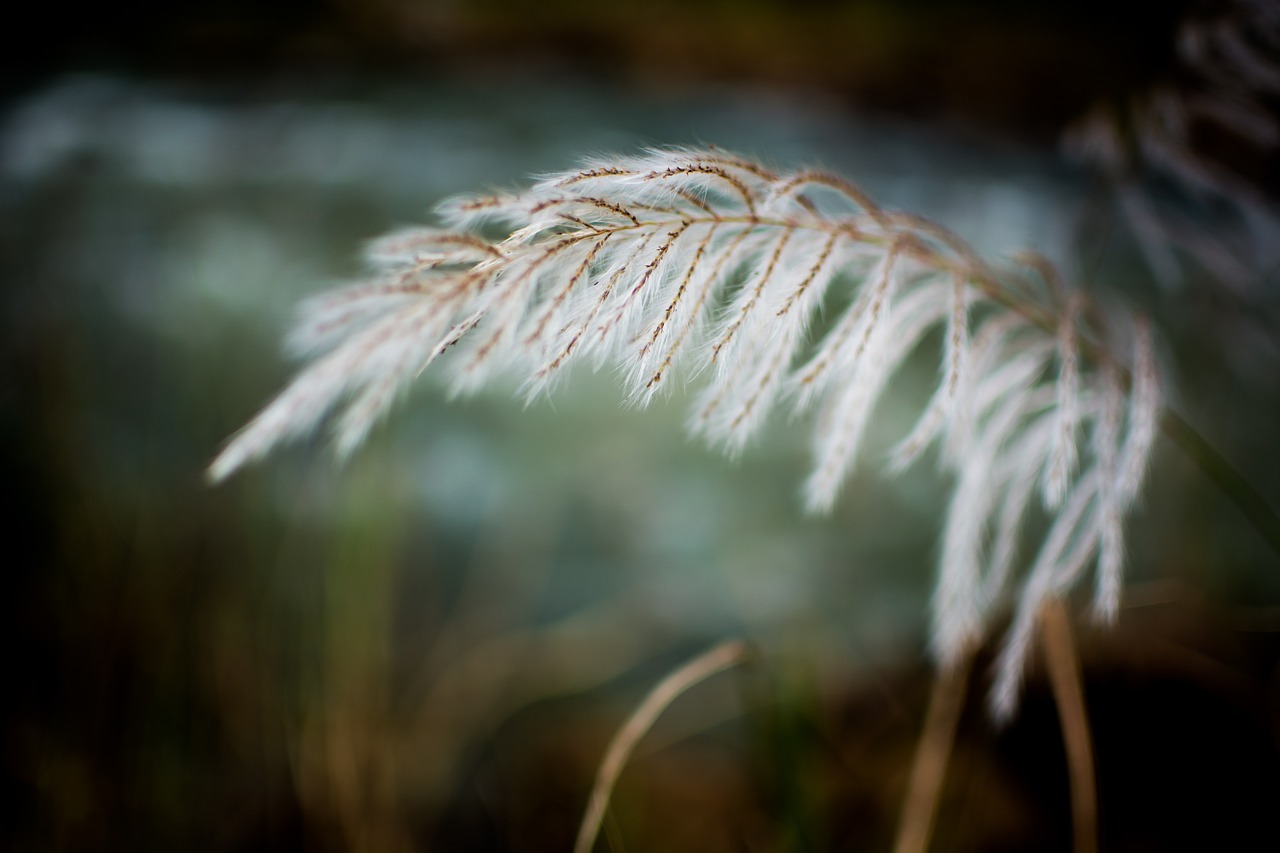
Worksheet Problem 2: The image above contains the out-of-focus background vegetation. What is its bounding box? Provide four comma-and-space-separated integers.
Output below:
5, 1, 1279, 851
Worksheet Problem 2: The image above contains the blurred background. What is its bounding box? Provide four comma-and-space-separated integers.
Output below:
4, 1, 1279, 851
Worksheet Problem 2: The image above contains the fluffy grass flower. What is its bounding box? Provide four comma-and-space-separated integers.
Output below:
210, 148, 1163, 715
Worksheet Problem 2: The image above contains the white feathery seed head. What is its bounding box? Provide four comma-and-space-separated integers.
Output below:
209, 148, 1164, 716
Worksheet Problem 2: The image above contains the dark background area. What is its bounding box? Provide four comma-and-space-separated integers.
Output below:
8, 0, 1188, 132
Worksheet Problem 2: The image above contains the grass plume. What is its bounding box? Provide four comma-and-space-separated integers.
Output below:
209, 147, 1163, 714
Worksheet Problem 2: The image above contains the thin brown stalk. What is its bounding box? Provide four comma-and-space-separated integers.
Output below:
892, 651, 973, 853
573, 639, 751, 853
710, 227, 794, 362
1040, 598, 1098, 853
645, 164, 759, 215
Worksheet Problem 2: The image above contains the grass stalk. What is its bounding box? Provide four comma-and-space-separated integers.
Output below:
892, 651, 973, 853
573, 639, 752, 853
1040, 599, 1098, 853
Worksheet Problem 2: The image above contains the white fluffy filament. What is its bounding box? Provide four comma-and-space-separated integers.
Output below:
209, 148, 1164, 716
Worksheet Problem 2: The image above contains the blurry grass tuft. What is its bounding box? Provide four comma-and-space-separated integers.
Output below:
211, 147, 1164, 713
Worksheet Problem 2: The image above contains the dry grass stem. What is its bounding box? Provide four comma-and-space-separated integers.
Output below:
1040, 599, 1099, 853
573, 639, 751, 853
891, 652, 973, 853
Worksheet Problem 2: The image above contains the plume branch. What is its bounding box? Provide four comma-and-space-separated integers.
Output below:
209, 148, 1167, 714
